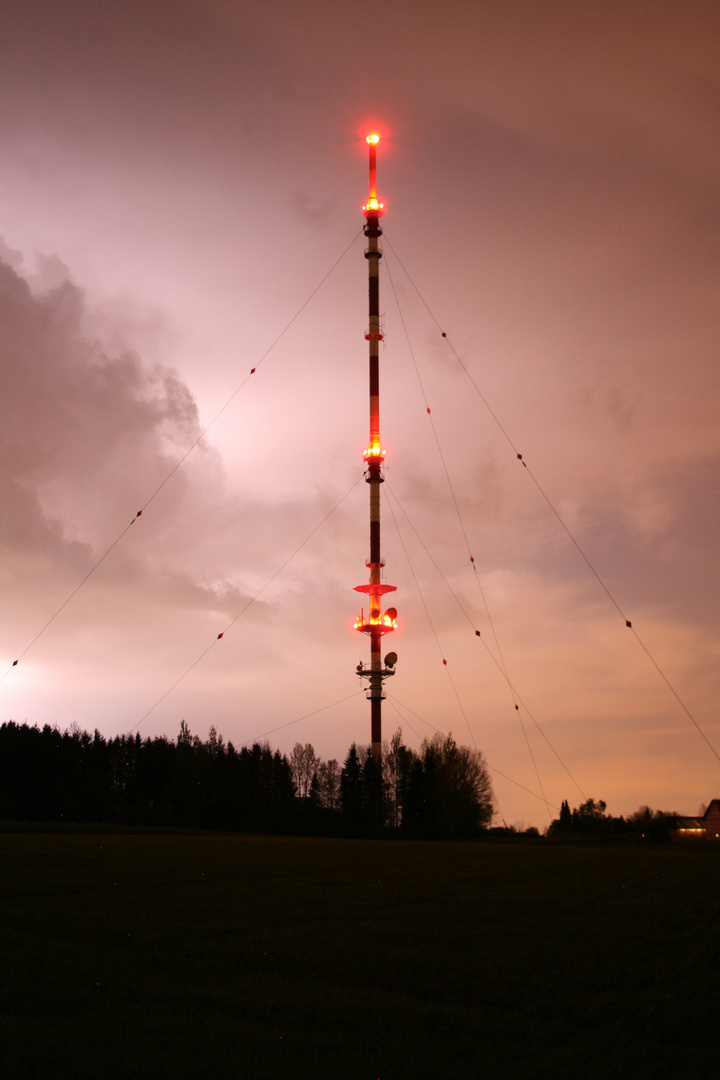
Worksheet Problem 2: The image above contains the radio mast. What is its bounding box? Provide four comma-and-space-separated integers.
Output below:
354, 133, 397, 763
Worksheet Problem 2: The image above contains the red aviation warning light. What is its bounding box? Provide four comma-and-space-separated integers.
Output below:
353, 608, 398, 634
363, 443, 386, 462
363, 132, 384, 217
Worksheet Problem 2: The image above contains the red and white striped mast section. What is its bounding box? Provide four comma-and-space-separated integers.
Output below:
354, 132, 398, 764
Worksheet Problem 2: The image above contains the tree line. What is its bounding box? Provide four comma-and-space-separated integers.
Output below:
547, 798, 680, 842
0, 720, 494, 838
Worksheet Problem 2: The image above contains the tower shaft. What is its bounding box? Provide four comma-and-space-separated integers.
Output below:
354, 134, 396, 763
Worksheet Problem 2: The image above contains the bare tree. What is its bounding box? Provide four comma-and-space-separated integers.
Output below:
315, 758, 341, 811
290, 742, 319, 799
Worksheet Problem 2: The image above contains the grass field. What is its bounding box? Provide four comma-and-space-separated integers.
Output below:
1, 831, 718, 1079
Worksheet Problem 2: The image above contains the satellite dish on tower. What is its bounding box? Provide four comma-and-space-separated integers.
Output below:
384, 652, 397, 668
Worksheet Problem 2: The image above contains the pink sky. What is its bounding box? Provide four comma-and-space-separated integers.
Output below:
1, 0, 719, 827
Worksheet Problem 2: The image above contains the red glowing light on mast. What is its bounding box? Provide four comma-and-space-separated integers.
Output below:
363, 132, 384, 216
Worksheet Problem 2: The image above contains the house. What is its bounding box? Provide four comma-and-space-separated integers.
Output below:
671, 800, 720, 840
704, 798, 720, 839
672, 816, 706, 840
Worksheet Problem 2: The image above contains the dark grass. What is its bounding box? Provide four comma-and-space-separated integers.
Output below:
1, 832, 719, 1079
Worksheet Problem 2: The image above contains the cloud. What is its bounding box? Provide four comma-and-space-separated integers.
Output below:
0, 251, 367, 736
0, 255, 198, 549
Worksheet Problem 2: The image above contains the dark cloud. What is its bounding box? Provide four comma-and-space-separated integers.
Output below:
0, 251, 363, 695
0, 256, 200, 548
0, 253, 300, 679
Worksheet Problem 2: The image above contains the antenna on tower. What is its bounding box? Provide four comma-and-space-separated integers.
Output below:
354, 132, 397, 764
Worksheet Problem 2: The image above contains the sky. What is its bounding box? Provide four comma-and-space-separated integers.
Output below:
1, 0, 719, 828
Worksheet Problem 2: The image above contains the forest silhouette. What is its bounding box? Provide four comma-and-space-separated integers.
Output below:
0, 720, 494, 838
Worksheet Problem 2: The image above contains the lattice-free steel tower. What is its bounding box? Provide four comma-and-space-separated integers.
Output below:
354, 133, 397, 763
